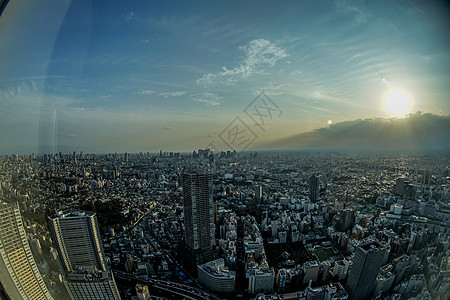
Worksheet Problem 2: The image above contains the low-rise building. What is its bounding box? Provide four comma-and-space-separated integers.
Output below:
198, 258, 236, 293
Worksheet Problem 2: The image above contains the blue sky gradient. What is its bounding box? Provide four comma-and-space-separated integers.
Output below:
0, 0, 449, 154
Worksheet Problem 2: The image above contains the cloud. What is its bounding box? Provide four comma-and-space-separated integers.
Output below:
196, 73, 216, 85
290, 70, 303, 77
137, 90, 186, 97
254, 82, 289, 96
0, 79, 77, 113
123, 11, 135, 21
334, 0, 368, 23
381, 78, 391, 88
197, 65, 252, 85
240, 39, 289, 67
191, 92, 221, 106
138, 90, 155, 95
159, 91, 186, 97
162, 126, 176, 130
197, 39, 288, 85
265, 113, 450, 150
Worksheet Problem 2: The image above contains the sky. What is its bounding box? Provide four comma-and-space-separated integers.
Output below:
0, 0, 449, 154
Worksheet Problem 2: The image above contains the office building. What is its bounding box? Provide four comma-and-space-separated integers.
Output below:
235, 217, 247, 293
345, 240, 387, 299
309, 175, 319, 202
341, 208, 355, 232
48, 210, 120, 300
135, 284, 150, 300
373, 272, 395, 296
303, 260, 320, 284
254, 185, 263, 202
29, 237, 43, 258
197, 258, 236, 293
300, 282, 348, 300
248, 267, 275, 294
182, 172, 215, 254
332, 259, 350, 281
422, 171, 431, 185
0, 200, 53, 300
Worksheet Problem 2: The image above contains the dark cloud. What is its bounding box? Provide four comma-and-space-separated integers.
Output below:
266, 112, 450, 150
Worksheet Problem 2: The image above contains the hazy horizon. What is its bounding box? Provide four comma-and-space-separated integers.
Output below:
2, 112, 448, 156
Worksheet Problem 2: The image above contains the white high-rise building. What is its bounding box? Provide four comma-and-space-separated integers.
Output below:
0, 200, 53, 300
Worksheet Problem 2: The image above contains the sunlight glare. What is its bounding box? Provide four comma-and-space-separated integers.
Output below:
383, 90, 412, 117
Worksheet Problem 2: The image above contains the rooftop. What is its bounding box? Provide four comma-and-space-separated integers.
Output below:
360, 240, 385, 252
51, 210, 96, 219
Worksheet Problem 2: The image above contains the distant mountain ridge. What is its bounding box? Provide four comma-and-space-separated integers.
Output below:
266, 112, 450, 150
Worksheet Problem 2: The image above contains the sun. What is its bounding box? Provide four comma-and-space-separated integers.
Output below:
383, 90, 412, 117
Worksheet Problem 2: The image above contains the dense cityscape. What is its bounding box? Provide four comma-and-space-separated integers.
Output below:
0, 150, 448, 299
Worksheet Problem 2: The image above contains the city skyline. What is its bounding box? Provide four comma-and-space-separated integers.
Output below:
0, 149, 448, 299
0, 0, 449, 154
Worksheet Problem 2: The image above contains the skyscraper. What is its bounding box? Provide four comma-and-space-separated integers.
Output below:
341, 208, 355, 232
345, 240, 388, 299
309, 175, 319, 202
254, 185, 263, 202
0, 200, 53, 300
48, 210, 120, 300
235, 217, 247, 293
182, 172, 215, 264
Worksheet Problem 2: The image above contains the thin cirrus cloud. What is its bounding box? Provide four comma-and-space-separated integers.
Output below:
191, 92, 221, 106
197, 39, 288, 85
159, 91, 186, 98
136, 90, 186, 97
334, 0, 368, 24
137, 90, 155, 95
123, 11, 135, 22
135, 89, 219, 107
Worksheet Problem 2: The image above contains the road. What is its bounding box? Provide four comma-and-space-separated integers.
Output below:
114, 270, 220, 300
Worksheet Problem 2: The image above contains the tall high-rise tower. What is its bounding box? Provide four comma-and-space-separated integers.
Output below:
345, 240, 387, 299
309, 175, 319, 202
48, 210, 120, 300
235, 217, 247, 293
182, 172, 215, 265
0, 200, 53, 300
254, 185, 263, 202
